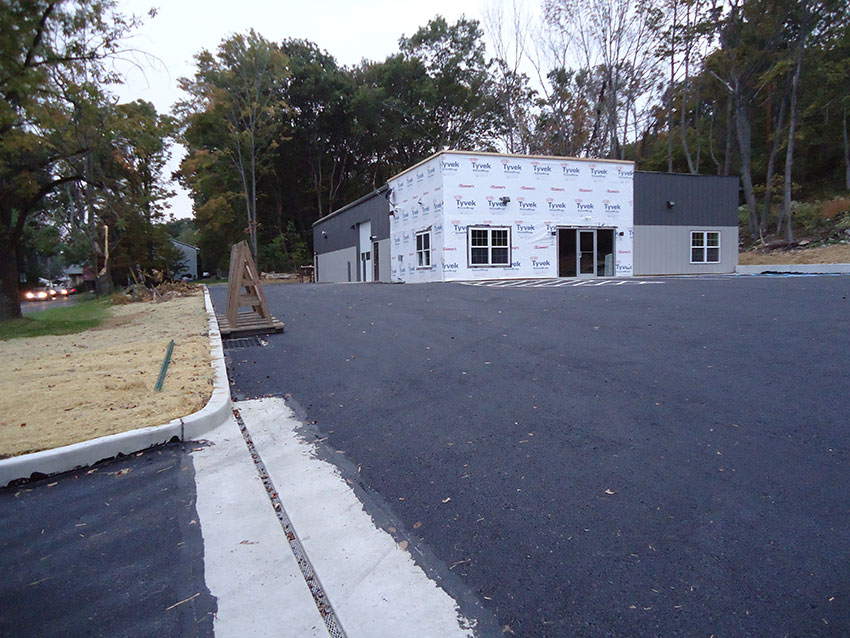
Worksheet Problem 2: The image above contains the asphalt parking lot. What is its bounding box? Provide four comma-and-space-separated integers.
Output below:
213, 275, 850, 637
0, 444, 215, 638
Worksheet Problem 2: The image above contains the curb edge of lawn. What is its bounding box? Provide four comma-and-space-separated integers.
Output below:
0, 285, 232, 488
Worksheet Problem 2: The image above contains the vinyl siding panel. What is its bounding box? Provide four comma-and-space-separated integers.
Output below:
634, 225, 738, 275
316, 246, 357, 283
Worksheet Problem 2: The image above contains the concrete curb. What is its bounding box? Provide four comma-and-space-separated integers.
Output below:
0, 286, 232, 487
737, 263, 850, 275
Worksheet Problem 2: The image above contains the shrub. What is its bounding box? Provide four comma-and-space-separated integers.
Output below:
821, 197, 850, 219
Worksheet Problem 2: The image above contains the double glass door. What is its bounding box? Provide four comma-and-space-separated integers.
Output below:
557, 228, 615, 277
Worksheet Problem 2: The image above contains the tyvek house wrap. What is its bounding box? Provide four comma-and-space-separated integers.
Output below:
388, 151, 635, 282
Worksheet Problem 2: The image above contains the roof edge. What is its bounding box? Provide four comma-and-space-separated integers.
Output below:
387, 149, 636, 183
312, 184, 389, 228
636, 170, 739, 180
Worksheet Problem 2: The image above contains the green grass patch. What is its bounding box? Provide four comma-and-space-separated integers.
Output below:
0, 295, 112, 341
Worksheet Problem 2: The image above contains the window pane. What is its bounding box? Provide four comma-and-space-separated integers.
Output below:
422, 233, 430, 250
492, 247, 509, 264
706, 247, 720, 263
692, 247, 704, 262
471, 247, 489, 264
492, 230, 508, 246
691, 233, 704, 247
423, 251, 431, 266
471, 229, 488, 246
706, 232, 719, 247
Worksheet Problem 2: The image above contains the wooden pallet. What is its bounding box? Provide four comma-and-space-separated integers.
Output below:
219, 241, 285, 337
216, 311, 284, 337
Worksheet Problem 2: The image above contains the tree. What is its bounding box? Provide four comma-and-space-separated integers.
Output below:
543, 0, 662, 159
778, 0, 848, 241
0, 0, 141, 320
277, 40, 356, 224
483, 0, 538, 153
708, 1, 788, 239
399, 16, 503, 151
178, 31, 289, 260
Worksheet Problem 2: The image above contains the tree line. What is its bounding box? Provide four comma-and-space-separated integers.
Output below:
2, 0, 849, 320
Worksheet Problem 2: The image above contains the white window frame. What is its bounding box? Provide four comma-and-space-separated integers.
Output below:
468, 226, 511, 267
690, 230, 720, 264
416, 229, 432, 268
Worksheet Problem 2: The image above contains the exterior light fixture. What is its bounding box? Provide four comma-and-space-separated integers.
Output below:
666, 200, 676, 208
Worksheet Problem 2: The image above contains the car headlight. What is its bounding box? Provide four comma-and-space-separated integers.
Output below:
37, 291, 48, 299
25, 292, 34, 299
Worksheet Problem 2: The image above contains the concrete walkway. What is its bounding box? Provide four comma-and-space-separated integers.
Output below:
193, 398, 477, 637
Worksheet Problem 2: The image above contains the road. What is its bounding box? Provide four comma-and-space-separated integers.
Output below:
20, 295, 79, 316
212, 275, 850, 637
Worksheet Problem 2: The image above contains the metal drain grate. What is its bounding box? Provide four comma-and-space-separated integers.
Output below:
233, 408, 347, 638
222, 336, 264, 350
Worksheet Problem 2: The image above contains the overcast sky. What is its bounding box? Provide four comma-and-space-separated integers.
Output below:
113, 0, 496, 220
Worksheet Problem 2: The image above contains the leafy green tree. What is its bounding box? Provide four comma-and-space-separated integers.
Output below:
276, 40, 356, 226
399, 16, 503, 151
177, 31, 290, 260
0, 0, 140, 319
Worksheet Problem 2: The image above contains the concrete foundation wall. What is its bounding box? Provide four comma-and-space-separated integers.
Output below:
634, 225, 738, 275
317, 246, 357, 283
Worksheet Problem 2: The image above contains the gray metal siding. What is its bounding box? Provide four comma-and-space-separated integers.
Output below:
316, 246, 357, 283
376, 238, 391, 282
635, 172, 738, 227
313, 191, 390, 255
634, 225, 738, 275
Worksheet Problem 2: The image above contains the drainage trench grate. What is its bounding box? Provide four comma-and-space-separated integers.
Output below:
222, 336, 264, 350
232, 408, 347, 638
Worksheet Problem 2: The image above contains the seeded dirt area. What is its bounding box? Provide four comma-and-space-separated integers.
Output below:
0, 294, 212, 457
739, 242, 850, 264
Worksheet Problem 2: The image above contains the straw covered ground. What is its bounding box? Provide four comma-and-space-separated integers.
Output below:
0, 294, 212, 458
739, 242, 850, 264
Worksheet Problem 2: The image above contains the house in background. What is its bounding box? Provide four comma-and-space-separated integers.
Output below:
62, 264, 85, 287
169, 239, 199, 279
312, 150, 739, 283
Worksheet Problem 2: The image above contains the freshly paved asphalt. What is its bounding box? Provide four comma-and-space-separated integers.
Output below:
214, 275, 850, 637
0, 443, 215, 638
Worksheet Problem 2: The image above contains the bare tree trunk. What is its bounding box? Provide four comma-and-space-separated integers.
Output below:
761, 96, 787, 236
781, 45, 803, 242
681, 86, 696, 173
843, 106, 850, 191
708, 104, 721, 174
723, 95, 733, 176
735, 93, 758, 238
680, 6, 696, 175
249, 132, 258, 261
0, 233, 22, 321
668, 0, 677, 173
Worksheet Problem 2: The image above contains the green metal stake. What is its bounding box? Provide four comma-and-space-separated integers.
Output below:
155, 339, 175, 392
